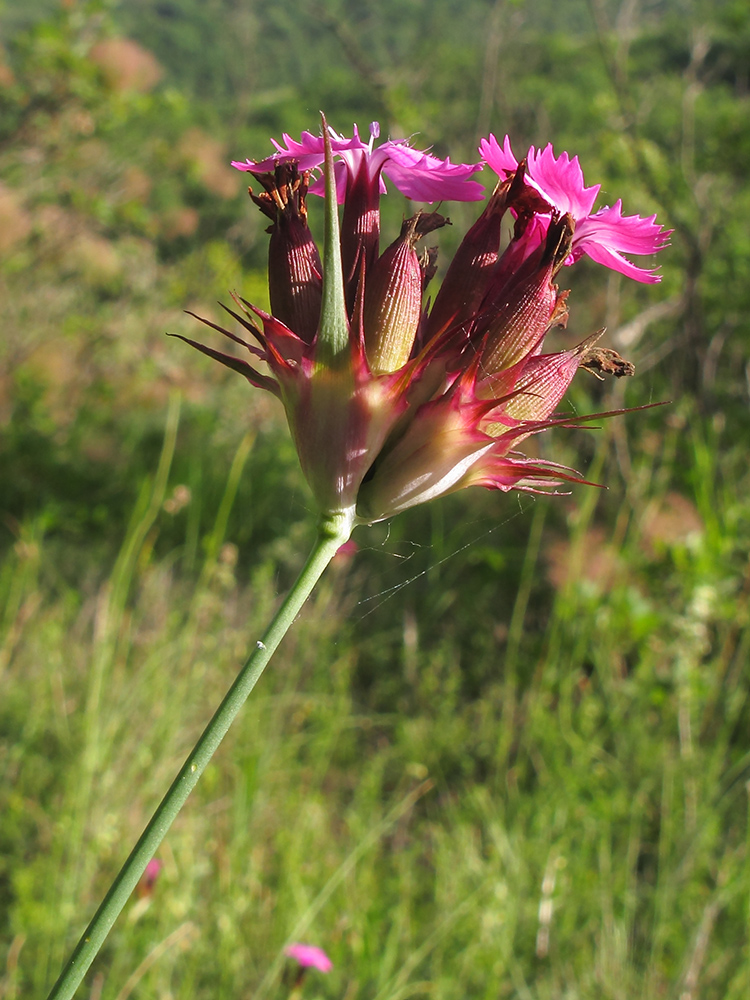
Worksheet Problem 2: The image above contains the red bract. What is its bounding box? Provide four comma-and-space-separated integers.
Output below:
177, 117, 669, 525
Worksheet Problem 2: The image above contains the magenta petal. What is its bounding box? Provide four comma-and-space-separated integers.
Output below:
526, 144, 600, 218
479, 134, 519, 177
574, 200, 671, 254
231, 147, 324, 174
573, 240, 663, 282
235, 125, 483, 203
232, 127, 369, 176
572, 200, 671, 283
273, 127, 368, 163
382, 143, 484, 202
308, 160, 351, 203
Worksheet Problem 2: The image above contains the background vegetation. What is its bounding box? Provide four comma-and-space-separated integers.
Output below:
1, 0, 749, 997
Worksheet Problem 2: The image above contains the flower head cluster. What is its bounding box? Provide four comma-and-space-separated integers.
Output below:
178, 117, 669, 528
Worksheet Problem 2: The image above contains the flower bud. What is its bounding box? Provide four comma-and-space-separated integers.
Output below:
424, 182, 509, 341
425, 163, 559, 342
249, 164, 322, 344
478, 214, 573, 374
498, 350, 581, 424
363, 211, 448, 374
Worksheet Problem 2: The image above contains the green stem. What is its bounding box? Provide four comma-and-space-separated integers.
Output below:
46, 507, 356, 1000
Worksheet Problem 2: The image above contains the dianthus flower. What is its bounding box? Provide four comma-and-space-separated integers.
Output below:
479, 134, 671, 283
178, 116, 669, 536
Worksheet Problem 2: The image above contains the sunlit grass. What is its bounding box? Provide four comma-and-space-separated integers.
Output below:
1, 400, 748, 1000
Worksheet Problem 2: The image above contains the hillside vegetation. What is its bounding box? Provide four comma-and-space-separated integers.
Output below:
1, 2, 749, 998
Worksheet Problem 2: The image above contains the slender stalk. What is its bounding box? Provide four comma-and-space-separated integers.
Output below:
46, 507, 356, 1000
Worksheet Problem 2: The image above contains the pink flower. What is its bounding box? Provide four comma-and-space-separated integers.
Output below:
334, 539, 358, 560
232, 121, 484, 205
235, 123, 483, 304
144, 858, 163, 883
177, 116, 667, 528
136, 857, 163, 899
480, 134, 670, 283
570, 199, 670, 281
285, 943, 333, 973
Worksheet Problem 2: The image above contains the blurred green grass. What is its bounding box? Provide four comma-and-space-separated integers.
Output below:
1, 2, 749, 998
2, 399, 749, 999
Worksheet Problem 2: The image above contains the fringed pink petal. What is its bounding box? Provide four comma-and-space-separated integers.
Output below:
526, 144, 600, 218
479, 134, 519, 177
571, 200, 672, 282
380, 143, 484, 202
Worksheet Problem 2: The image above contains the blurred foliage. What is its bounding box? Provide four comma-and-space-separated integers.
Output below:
0, 1, 749, 998
0, 0, 748, 559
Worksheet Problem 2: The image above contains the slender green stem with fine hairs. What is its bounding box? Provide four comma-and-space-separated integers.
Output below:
45, 507, 356, 1000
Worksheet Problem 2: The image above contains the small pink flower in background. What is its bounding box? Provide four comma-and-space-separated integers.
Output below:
480, 134, 671, 283
285, 943, 333, 973
144, 858, 163, 881
136, 857, 163, 898
334, 539, 359, 561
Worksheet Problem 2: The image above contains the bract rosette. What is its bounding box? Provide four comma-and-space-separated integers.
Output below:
176, 117, 669, 529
